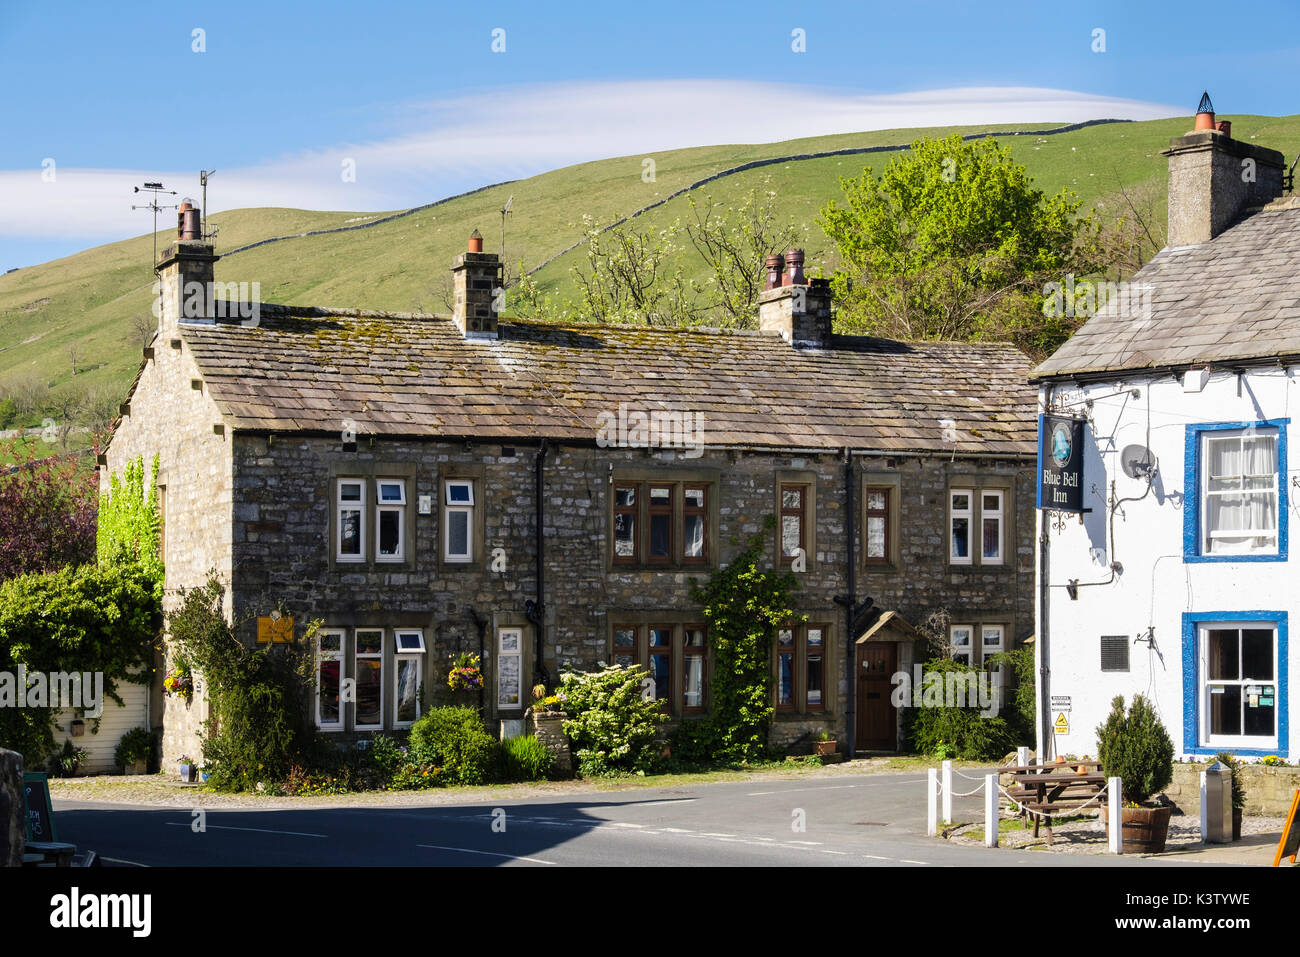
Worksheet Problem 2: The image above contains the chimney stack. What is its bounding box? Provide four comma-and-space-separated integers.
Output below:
451, 230, 502, 339
757, 248, 832, 347
156, 203, 219, 330
1163, 92, 1285, 246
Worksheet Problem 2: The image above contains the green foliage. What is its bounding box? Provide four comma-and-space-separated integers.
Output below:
407, 706, 499, 786
560, 665, 669, 776
167, 576, 316, 792
49, 739, 87, 778
1096, 695, 1174, 804
96, 455, 162, 597
1212, 751, 1247, 810
901, 658, 1015, 761
0, 561, 160, 765
114, 726, 153, 769
819, 133, 1104, 357
679, 523, 798, 763
500, 734, 555, 782
0, 397, 16, 429
988, 643, 1035, 741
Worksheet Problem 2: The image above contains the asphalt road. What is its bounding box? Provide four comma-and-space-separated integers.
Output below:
52, 769, 1219, 867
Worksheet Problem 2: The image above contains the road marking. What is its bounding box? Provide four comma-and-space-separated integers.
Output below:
746, 784, 863, 796
788, 840, 822, 845
700, 832, 736, 838
417, 843, 557, 865
609, 822, 645, 828
900, 859, 928, 865
631, 799, 698, 807
100, 856, 149, 867
862, 854, 893, 861
164, 822, 327, 838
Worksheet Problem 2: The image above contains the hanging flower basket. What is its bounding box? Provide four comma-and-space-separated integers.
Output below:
447, 652, 483, 692
163, 667, 193, 701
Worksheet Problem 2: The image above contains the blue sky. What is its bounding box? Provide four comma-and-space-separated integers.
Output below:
1, 0, 1296, 271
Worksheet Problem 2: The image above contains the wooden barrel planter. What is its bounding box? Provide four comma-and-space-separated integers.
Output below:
1103, 805, 1172, 852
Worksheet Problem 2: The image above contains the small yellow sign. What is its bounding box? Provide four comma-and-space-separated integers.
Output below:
257, 616, 294, 644
1054, 712, 1070, 735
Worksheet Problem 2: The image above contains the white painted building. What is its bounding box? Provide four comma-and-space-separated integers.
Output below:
1032, 101, 1300, 763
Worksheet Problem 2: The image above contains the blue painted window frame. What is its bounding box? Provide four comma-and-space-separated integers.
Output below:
1181, 610, 1288, 758
1183, 419, 1289, 563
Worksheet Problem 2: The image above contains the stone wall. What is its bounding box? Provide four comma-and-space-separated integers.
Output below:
104, 326, 234, 772
1166, 762, 1300, 818
226, 433, 1033, 753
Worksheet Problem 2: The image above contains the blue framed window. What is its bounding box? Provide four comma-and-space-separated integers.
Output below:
1182, 611, 1288, 758
1183, 419, 1288, 563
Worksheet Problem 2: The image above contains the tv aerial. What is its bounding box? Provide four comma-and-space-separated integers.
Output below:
500, 193, 513, 261
131, 182, 179, 272
199, 170, 219, 242
1120, 444, 1157, 480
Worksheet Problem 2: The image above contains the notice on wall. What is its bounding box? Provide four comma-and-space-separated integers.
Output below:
257, 615, 294, 643
1051, 695, 1072, 712
1054, 712, 1070, 735
1037, 415, 1085, 512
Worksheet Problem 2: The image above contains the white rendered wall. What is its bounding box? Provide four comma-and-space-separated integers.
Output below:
1038, 366, 1297, 761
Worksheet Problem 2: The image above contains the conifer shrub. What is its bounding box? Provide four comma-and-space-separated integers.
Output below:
1096, 695, 1174, 804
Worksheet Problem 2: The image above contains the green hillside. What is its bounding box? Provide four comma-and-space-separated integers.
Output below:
2, 113, 1298, 419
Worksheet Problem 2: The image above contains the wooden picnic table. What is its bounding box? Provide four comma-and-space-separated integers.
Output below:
1001, 761, 1107, 841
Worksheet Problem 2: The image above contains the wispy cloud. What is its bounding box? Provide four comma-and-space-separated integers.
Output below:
0, 80, 1182, 260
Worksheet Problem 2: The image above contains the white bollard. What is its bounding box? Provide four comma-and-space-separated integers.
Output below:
942, 759, 953, 825
1108, 776, 1123, 855
1017, 745, 1029, 768
985, 774, 998, 847
927, 767, 938, 837
1199, 770, 1208, 843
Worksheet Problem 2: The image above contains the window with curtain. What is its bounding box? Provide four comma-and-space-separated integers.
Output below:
1203, 428, 1279, 555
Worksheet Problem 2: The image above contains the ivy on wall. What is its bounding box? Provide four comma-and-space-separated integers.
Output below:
96, 454, 162, 597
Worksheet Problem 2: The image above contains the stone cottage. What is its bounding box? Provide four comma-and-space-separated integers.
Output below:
1031, 96, 1300, 762
103, 207, 1039, 766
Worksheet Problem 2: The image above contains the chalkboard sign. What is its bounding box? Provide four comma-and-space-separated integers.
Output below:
1272, 789, 1300, 866
23, 771, 56, 843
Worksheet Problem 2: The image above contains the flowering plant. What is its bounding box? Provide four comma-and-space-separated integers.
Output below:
448, 652, 483, 691
177, 755, 194, 766
163, 666, 193, 699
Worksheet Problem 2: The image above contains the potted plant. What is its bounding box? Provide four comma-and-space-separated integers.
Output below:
178, 755, 196, 783
1096, 695, 1175, 852
114, 727, 153, 775
49, 740, 87, 778
814, 730, 837, 757
447, 652, 483, 693
163, 665, 193, 701
1213, 751, 1246, 840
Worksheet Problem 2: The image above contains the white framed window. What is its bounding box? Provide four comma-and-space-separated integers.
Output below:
1200, 621, 1278, 750
950, 624, 973, 666
316, 629, 344, 731
354, 629, 385, 731
981, 490, 1004, 564
444, 480, 475, 562
497, 627, 523, 709
1201, 428, 1279, 555
392, 629, 424, 729
949, 490, 973, 565
980, 625, 1005, 688
336, 479, 366, 562
375, 479, 407, 562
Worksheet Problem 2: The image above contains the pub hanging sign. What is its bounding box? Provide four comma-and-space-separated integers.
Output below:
1036, 414, 1085, 512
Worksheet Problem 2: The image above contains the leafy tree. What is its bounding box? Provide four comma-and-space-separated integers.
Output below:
0, 441, 97, 583
560, 664, 669, 775
685, 184, 806, 328
569, 214, 697, 326
818, 133, 1105, 356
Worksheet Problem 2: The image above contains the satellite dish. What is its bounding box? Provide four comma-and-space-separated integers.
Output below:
1120, 444, 1157, 479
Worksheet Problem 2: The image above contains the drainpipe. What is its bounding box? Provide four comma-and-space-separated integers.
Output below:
842, 448, 856, 758
1037, 386, 1053, 762
525, 439, 550, 688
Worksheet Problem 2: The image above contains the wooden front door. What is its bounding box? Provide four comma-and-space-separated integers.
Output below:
856, 641, 898, 751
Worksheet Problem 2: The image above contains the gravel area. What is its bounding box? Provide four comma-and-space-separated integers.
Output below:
948, 810, 1285, 856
